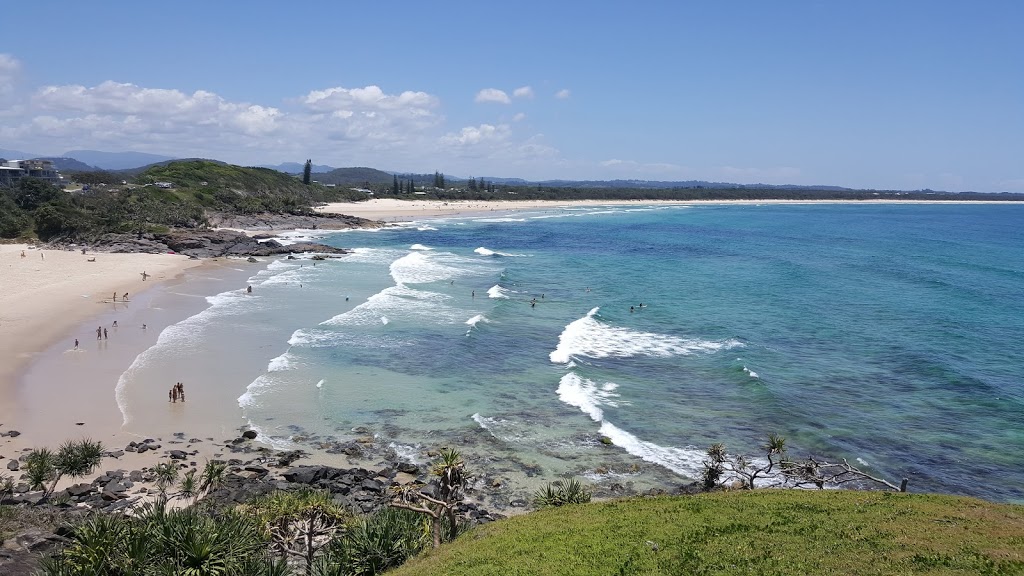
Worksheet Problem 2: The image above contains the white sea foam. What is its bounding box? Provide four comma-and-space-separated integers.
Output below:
474, 217, 527, 223
320, 284, 463, 327
550, 307, 742, 364
380, 316, 389, 325
474, 246, 528, 257
471, 413, 528, 442
288, 328, 409, 349
244, 422, 299, 450
409, 244, 432, 251
417, 225, 437, 231
487, 285, 510, 299
316, 379, 325, 389
598, 421, 707, 478
743, 366, 759, 379
267, 352, 292, 372
390, 251, 470, 284
389, 442, 424, 464
465, 314, 489, 336
556, 373, 620, 422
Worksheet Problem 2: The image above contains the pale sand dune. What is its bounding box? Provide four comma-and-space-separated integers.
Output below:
316, 197, 1018, 221
0, 244, 201, 402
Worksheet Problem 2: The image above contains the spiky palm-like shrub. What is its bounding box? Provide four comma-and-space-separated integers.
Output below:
533, 478, 592, 508
391, 447, 471, 548
318, 506, 428, 576
24, 448, 55, 491
41, 503, 275, 576
243, 488, 350, 576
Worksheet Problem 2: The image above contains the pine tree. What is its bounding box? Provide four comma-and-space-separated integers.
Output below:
302, 159, 312, 185
440, 173, 445, 188
393, 175, 399, 195
408, 179, 414, 193
469, 177, 477, 191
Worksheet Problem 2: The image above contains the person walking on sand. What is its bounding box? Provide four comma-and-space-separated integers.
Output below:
96, 326, 102, 340
169, 389, 173, 403
141, 271, 148, 281
103, 328, 108, 339
123, 292, 128, 302
20, 250, 25, 258
172, 387, 178, 403
74, 338, 79, 349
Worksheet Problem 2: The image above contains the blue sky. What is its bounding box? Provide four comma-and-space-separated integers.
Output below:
2, 1, 1022, 191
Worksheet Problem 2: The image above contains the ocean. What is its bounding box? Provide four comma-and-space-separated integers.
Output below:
117, 203, 1024, 504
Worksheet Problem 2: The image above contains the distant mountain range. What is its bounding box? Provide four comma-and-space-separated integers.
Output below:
63, 150, 177, 170
5, 148, 1018, 194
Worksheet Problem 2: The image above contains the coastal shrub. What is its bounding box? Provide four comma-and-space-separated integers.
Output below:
390, 447, 470, 548
317, 507, 429, 576
242, 488, 351, 574
41, 504, 276, 576
533, 478, 593, 508
0, 192, 32, 237
703, 433, 904, 492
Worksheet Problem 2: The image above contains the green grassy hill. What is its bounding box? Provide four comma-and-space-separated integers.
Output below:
136, 160, 307, 194
133, 160, 366, 215
313, 166, 395, 186
391, 491, 1024, 576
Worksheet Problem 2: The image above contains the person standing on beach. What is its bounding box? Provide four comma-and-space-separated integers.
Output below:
169, 389, 173, 402
96, 326, 102, 340
74, 339, 79, 349
103, 328, 108, 339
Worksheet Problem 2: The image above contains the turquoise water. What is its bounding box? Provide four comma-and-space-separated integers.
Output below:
128, 203, 1024, 503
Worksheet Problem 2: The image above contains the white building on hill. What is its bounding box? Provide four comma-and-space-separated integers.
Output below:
0, 159, 63, 187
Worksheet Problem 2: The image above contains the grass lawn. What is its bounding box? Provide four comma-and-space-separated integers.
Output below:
389, 490, 1024, 575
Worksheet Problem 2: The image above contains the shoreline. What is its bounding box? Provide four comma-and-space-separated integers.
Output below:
0, 244, 203, 411
315, 197, 1024, 221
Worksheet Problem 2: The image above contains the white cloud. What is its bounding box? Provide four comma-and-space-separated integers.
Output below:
512, 112, 526, 122
439, 123, 510, 146
302, 85, 438, 114
555, 88, 571, 99
513, 86, 534, 99
0, 53, 21, 93
2, 74, 568, 178
474, 88, 511, 104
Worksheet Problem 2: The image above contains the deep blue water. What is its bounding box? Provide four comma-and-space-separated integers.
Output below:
149, 203, 1024, 503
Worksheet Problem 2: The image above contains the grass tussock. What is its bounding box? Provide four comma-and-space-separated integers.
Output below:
389, 490, 1024, 576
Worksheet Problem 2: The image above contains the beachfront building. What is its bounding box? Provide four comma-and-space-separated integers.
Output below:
0, 159, 63, 187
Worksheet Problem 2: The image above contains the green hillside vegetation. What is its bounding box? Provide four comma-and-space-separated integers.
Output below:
0, 160, 369, 240
390, 491, 1024, 576
313, 166, 396, 186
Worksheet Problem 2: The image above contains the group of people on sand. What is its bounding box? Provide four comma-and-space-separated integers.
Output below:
73, 320, 136, 350
169, 382, 186, 403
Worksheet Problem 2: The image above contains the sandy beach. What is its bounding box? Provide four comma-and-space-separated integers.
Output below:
0, 244, 202, 401
315, 197, 1022, 221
